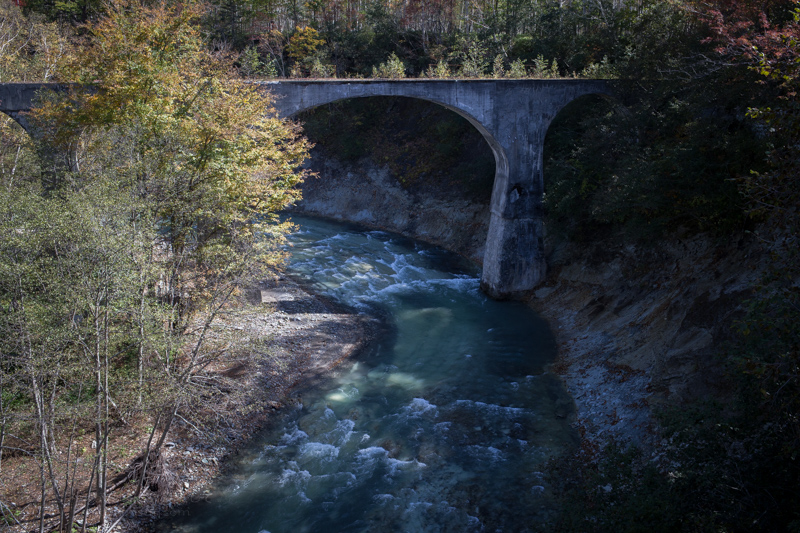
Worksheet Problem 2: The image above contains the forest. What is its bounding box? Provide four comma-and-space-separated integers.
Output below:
1, 0, 799, 531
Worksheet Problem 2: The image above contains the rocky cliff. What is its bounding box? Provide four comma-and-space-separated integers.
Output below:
532, 233, 762, 447
294, 147, 492, 263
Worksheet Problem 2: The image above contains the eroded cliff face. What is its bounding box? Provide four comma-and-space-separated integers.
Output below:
292, 149, 763, 447
531, 233, 763, 447
293, 147, 492, 263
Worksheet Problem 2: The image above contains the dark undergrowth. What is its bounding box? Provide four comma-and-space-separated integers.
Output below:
298, 96, 496, 202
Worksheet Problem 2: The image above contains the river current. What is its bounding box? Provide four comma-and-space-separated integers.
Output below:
157, 215, 577, 532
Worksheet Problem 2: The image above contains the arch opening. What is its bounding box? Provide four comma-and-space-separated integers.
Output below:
542, 92, 630, 241
290, 95, 501, 263
279, 90, 510, 190
0, 110, 41, 187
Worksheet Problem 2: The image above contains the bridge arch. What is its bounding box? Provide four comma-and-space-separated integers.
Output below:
263, 80, 612, 298
1, 110, 28, 131
261, 81, 514, 197
542, 92, 632, 234
0, 83, 58, 133
271, 90, 510, 216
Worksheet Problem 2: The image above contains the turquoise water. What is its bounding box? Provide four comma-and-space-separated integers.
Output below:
157, 216, 577, 533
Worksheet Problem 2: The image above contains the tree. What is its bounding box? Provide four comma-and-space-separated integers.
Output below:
0, 1, 72, 83
705, 0, 800, 488
286, 25, 328, 75
0, 1, 310, 529
56, 0, 307, 430
23, 0, 104, 23
371, 52, 406, 77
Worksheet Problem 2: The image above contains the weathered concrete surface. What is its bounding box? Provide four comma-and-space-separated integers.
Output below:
0, 79, 612, 298
0, 83, 47, 111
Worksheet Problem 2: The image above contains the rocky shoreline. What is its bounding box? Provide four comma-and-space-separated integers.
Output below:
532, 234, 762, 453
296, 149, 492, 263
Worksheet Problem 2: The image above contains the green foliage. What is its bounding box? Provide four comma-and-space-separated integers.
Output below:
0, 2, 73, 82
712, 9, 800, 494
309, 56, 335, 77
184, 0, 709, 83
284, 26, 335, 77
0, 3, 309, 528
287, 26, 325, 62
546, 5, 800, 528
0, 115, 41, 185
546, 7, 800, 506
492, 54, 505, 78
239, 46, 278, 78
530, 54, 559, 78
548, 443, 683, 533
1, 506, 22, 526
510, 34, 535, 60
286, 25, 328, 75
371, 52, 406, 78
203, 0, 263, 46
1, 386, 29, 412
424, 59, 452, 78
23, 0, 104, 23
543, 73, 765, 241
507, 58, 527, 78
38, 0, 309, 247
185, 0, 717, 84
551, 392, 800, 532
455, 38, 489, 78
580, 56, 617, 79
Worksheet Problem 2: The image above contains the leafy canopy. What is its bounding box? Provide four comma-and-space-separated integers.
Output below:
37, 0, 310, 254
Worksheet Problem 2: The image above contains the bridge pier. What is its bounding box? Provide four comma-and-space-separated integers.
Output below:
475, 81, 582, 299
481, 215, 546, 299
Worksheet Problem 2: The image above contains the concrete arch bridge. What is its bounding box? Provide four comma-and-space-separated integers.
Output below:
0, 79, 612, 299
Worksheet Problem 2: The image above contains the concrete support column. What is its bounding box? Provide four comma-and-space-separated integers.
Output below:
478, 81, 554, 299
478, 148, 548, 300
480, 213, 546, 299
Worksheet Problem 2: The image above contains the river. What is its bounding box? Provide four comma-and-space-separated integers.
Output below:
156, 215, 578, 533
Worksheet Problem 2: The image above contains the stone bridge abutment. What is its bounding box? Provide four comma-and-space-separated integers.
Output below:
0, 79, 612, 299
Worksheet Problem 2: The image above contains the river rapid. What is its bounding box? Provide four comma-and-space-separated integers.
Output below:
156, 215, 578, 533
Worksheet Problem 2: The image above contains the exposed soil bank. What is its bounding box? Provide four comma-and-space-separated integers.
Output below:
295, 150, 764, 450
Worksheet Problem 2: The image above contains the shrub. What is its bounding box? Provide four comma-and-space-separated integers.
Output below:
372, 52, 406, 78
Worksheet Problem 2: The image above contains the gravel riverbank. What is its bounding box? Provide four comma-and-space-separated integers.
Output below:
117, 276, 381, 532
